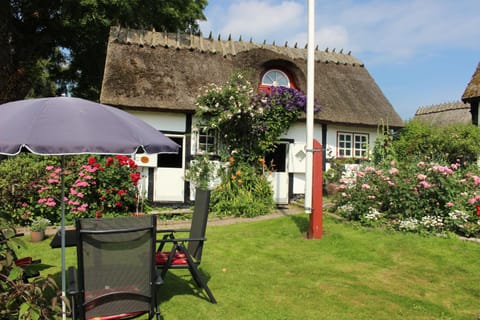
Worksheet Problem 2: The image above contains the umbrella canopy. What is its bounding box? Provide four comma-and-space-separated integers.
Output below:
0, 97, 179, 319
0, 96, 179, 155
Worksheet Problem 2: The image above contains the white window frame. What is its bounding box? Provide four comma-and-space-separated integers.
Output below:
194, 127, 218, 155
337, 132, 369, 159
261, 69, 291, 87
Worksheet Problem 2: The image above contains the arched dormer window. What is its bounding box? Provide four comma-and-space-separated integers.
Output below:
259, 69, 296, 94
261, 69, 290, 87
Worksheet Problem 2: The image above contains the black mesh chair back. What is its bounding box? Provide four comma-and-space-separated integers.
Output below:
186, 188, 210, 261
71, 215, 160, 320
155, 188, 216, 303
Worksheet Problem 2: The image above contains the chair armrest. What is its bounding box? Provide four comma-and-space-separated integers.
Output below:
156, 228, 190, 234
154, 271, 164, 286
156, 237, 206, 243
67, 266, 79, 296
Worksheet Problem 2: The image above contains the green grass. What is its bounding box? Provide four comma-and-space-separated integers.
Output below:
16, 214, 480, 320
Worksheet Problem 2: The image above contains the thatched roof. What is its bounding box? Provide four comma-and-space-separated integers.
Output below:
101, 26, 403, 128
414, 101, 471, 125
462, 63, 480, 103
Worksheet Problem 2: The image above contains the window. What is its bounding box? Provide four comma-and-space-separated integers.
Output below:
264, 142, 288, 172
337, 132, 369, 158
158, 136, 183, 168
195, 128, 217, 154
261, 69, 290, 87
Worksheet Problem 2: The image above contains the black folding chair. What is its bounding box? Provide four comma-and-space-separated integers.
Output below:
68, 215, 162, 320
155, 189, 216, 303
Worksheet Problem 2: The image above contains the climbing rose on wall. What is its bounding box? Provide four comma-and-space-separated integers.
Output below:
195, 73, 320, 163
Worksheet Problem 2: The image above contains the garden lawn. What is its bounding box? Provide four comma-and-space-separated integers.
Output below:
17, 214, 480, 320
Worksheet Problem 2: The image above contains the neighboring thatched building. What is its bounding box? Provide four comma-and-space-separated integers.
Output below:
462, 62, 480, 126
100, 26, 403, 204
414, 101, 472, 126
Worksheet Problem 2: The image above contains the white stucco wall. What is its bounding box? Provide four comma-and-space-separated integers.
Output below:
283, 122, 323, 195
126, 110, 382, 202
128, 110, 186, 132
324, 124, 379, 163
284, 122, 379, 196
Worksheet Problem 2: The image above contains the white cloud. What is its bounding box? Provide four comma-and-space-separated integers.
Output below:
317, 0, 480, 63
201, 0, 304, 43
317, 25, 349, 50
202, 0, 480, 64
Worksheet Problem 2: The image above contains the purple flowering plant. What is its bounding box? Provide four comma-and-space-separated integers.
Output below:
194, 72, 320, 217
195, 73, 320, 163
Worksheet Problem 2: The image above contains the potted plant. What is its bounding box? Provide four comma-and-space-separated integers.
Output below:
30, 217, 50, 242
185, 153, 217, 191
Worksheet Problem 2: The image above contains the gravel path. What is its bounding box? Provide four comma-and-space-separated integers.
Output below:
156, 204, 307, 230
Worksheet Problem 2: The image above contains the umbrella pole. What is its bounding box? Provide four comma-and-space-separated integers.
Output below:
60, 156, 66, 320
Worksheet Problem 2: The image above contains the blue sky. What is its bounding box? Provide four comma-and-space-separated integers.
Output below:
198, 0, 480, 120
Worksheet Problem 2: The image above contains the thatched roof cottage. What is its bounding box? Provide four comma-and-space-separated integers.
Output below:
462, 63, 480, 126
414, 101, 472, 126
100, 26, 403, 204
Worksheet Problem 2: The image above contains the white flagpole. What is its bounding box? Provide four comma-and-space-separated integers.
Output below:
305, 0, 315, 214
61, 156, 66, 320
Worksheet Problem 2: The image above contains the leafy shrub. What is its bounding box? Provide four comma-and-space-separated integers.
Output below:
210, 156, 274, 218
185, 153, 219, 190
195, 72, 319, 163
0, 218, 60, 319
195, 72, 318, 217
335, 159, 480, 237
65, 155, 141, 219
392, 120, 480, 164
0, 155, 142, 225
0, 154, 60, 225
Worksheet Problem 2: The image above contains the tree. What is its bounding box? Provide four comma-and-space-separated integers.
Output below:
0, 0, 207, 104
0, 1, 63, 103
58, 0, 207, 101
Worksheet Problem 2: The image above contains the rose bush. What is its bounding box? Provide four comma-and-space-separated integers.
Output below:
195, 72, 319, 217
195, 73, 320, 163
66, 155, 141, 219
15, 155, 141, 224
334, 159, 480, 237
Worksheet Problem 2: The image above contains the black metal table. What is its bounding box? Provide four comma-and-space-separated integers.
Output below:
49, 229, 77, 248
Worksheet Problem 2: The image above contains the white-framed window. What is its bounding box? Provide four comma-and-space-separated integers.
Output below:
261, 69, 290, 87
194, 127, 217, 154
337, 132, 369, 158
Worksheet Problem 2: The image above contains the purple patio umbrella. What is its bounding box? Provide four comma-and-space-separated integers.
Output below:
0, 96, 179, 155
0, 97, 179, 319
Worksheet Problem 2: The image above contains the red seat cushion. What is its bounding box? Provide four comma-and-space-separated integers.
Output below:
15, 257, 33, 267
85, 286, 144, 320
87, 310, 144, 320
155, 251, 187, 265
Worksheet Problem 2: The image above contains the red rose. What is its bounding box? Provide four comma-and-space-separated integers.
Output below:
88, 157, 96, 165
130, 172, 141, 186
